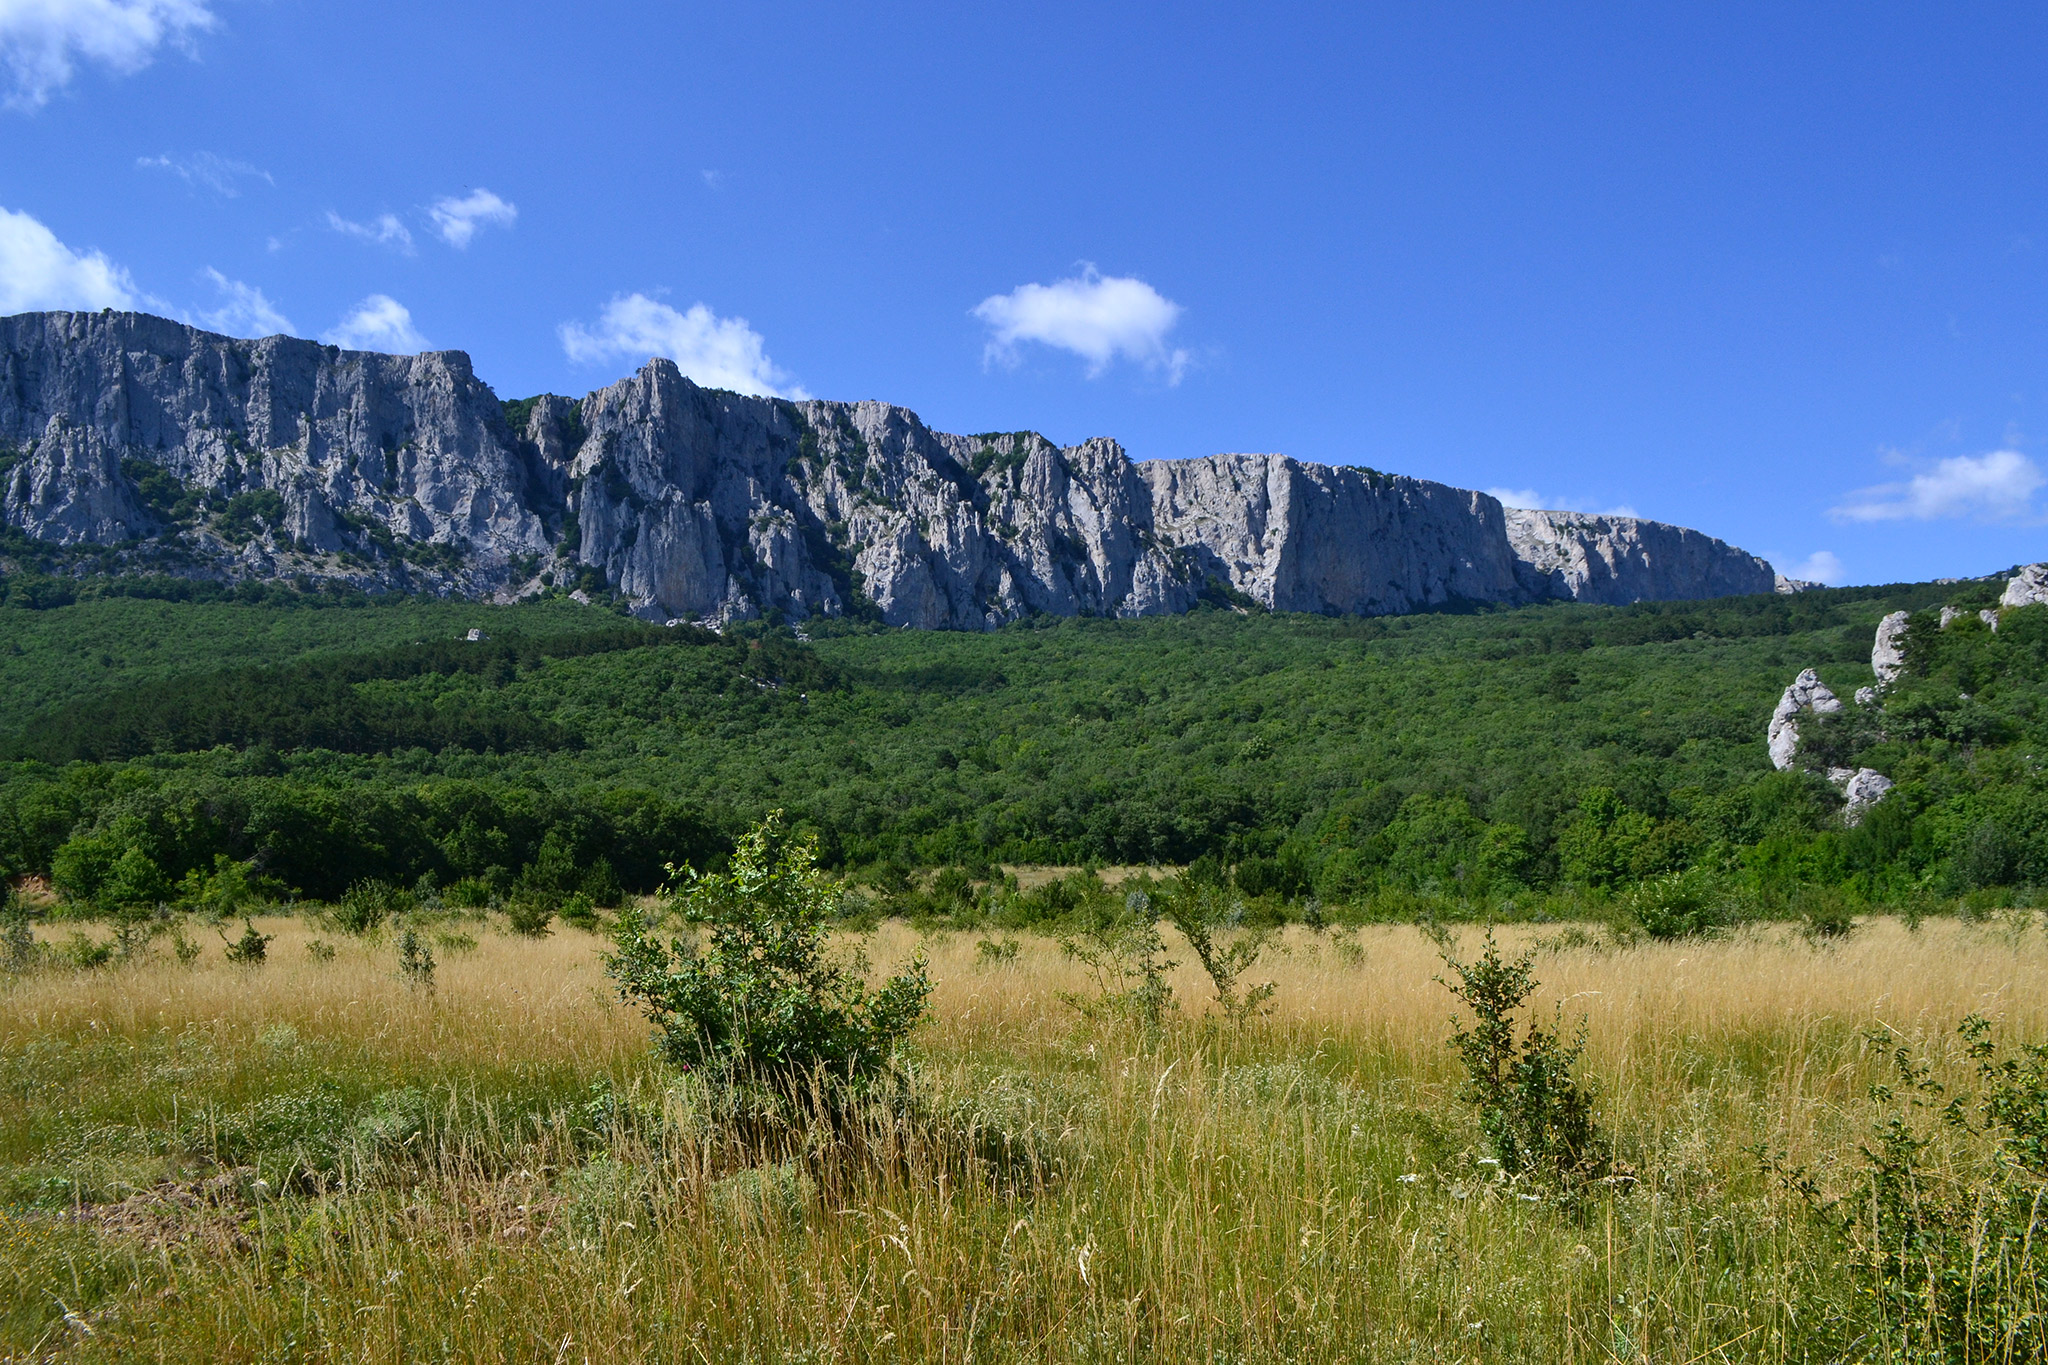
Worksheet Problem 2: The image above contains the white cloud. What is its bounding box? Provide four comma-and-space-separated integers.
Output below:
1, 0, 214, 110
324, 295, 425, 353
326, 210, 413, 252
137, 150, 269, 197
0, 203, 141, 311
700, 169, 724, 189
973, 265, 1190, 383
560, 292, 803, 398
1484, 487, 1546, 509
1781, 550, 1847, 585
196, 267, 290, 337
1830, 449, 2044, 523
427, 188, 515, 248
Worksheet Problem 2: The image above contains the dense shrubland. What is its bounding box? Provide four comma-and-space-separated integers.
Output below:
2, 573, 2047, 930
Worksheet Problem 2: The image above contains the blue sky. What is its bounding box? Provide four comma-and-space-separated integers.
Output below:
4, 1, 2047, 585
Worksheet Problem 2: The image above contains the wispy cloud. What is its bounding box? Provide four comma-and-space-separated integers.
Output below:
973, 265, 1190, 383
137, 150, 270, 197
326, 210, 413, 253
561, 292, 803, 398
0, 203, 144, 311
1830, 449, 2044, 523
196, 268, 291, 338
1, 0, 214, 111
324, 295, 426, 353
427, 188, 515, 248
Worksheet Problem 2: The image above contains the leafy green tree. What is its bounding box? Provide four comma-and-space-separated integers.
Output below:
606, 812, 930, 1097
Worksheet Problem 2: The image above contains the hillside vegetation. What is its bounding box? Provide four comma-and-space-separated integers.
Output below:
4, 573, 2040, 921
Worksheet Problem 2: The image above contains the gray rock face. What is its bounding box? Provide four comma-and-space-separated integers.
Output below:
1838, 767, 1895, 826
3, 310, 1792, 627
0, 310, 549, 592
1504, 508, 1780, 604
2001, 563, 2048, 609
1871, 610, 1911, 685
1768, 668, 1842, 771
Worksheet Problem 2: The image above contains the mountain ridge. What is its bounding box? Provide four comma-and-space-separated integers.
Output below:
0, 310, 1793, 628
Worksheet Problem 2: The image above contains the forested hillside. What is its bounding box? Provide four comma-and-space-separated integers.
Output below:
1, 572, 2040, 919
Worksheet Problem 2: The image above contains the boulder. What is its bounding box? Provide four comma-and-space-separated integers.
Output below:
2001, 563, 2048, 609
1768, 668, 1842, 771
1839, 768, 1894, 826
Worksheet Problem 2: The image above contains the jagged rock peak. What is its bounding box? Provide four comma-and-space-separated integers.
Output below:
2, 310, 1793, 628
1768, 668, 1842, 771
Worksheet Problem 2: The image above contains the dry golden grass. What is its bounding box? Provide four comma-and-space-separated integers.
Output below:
2, 912, 2044, 1362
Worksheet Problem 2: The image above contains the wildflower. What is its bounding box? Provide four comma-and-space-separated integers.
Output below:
1398, 1173, 1421, 1184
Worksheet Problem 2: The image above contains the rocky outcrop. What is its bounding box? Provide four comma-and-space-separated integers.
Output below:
1503, 509, 1780, 604
1768, 669, 1843, 771
2001, 563, 2048, 610
1833, 767, 1894, 826
1, 310, 1795, 628
1871, 611, 1910, 685
0, 310, 550, 593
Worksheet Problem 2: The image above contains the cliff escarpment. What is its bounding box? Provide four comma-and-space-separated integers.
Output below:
1, 311, 1787, 626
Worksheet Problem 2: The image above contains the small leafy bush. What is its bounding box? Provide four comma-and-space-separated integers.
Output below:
1779, 1015, 2048, 1362
62, 931, 112, 971
504, 895, 554, 938
397, 928, 435, 990
1167, 887, 1276, 1023
974, 936, 1020, 967
443, 877, 494, 910
221, 918, 273, 964
1622, 871, 1721, 941
605, 812, 930, 1101
1434, 929, 1613, 1194
334, 880, 410, 935
559, 891, 599, 932
1055, 891, 1176, 1033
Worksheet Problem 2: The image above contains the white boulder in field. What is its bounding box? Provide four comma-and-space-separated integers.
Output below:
1768, 668, 1842, 771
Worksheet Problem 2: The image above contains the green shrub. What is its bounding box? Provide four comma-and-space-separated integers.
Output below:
1167, 887, 1276, 1023
61, 931, 112, 970
1783, 1015, 2048, 1362
221, 918, 272, 964
1623, 871, 1722, 941
605, 812, 930, 1099
1055, 891, 1177, 1033
1433, 928, 1613, 1195
504, 895, 554, 938
396, 928, 435, 990
559, 892, 599, 932
443, 877, 494, 910
334, 880, 409, 935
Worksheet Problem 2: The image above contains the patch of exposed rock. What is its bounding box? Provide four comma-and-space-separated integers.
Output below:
2001, 562, 2048, 610
1871, 610, 1910, 685
1833, 767, 1894, 826
1768, 668, 1843, 771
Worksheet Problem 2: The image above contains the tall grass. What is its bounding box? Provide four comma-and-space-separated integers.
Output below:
2, 914, 2044, 1361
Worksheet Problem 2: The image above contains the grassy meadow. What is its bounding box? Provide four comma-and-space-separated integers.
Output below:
4, 909, 2046, 1361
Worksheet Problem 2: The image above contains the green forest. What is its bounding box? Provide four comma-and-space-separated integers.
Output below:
1, 569, 2043, 924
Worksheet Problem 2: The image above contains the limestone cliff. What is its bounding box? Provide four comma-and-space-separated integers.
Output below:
1, 311, 1793, 628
